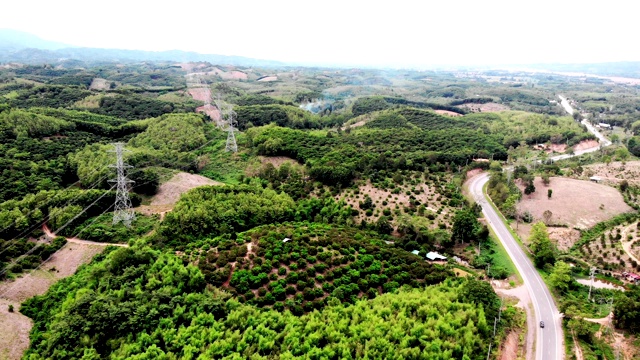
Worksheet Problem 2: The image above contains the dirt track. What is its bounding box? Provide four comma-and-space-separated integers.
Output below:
495, 284, 534, 360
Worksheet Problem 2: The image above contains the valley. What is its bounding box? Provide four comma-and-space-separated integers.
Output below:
1, 57, 640, 360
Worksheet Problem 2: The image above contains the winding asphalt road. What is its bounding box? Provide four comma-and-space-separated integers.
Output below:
470, 174, 562, 360
469, 95, 610, 360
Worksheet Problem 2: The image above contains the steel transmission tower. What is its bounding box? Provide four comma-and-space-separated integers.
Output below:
109, 143, 135, 227
214, 94, 237, 152
225, 109, 238, 153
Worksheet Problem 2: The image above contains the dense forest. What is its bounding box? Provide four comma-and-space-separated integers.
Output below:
3, 60, 636, 359
21, 245, 514, 359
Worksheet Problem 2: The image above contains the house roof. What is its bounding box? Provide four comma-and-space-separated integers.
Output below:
628, 273, 640, 280
411, 250, 420, 255
426, 251, 447, 261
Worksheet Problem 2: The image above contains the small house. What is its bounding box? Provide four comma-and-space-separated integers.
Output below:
426, 252, 447, 261
282, 238, 291, 243
590, 176, 602, 183
626, 273, 640, 284
411, 250, 420, 256
598, 123, 611, 129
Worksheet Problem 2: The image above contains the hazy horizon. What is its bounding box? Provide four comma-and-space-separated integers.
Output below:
2, 0, 639, 68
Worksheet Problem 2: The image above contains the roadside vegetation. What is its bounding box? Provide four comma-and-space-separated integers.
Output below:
3, 60, 640, 358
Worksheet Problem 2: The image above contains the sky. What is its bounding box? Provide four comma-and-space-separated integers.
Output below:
2, 0, 638, 68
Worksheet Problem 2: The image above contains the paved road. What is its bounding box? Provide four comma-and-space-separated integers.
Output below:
469, 174, 562, 360
469, 96, 611, 359
558, 95, 611, 148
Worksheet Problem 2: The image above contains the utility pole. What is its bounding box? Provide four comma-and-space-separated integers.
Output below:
588, 267, 596, 301
109, 143, 135, 227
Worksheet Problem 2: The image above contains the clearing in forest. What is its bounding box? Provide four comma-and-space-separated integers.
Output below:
434, 110, 463, 117
458, 102, 510, 112
335, 176, 456, 231
578, 161, 640, 186
257, 75, 278, 82
0, 298, 31, 360
89, 78, 110, 90
259, 156, 299, 168
0, 242, 105, 360
515, 177, 633, 245
137, 172, 223, 217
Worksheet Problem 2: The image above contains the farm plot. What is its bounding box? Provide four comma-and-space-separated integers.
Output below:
335, 172, 460, 232
517, 177, 632, 228
576, 221, 640, 273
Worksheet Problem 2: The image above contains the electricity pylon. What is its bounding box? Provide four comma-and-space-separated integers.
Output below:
588, 267, 596, 300
108, 143, 135, 227
225, 108, 238, 153
214, 94, 238, 152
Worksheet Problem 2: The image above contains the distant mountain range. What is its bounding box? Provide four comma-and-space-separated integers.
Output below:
1, 29, 639, 78
0, 29, 284, 67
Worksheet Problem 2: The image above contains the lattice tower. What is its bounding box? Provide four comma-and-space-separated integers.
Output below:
108, 143, 135, 227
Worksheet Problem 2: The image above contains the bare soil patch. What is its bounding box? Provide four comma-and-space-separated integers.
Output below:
0, 243, 104, 303
257, 76, 278, 82
196, 104, 222, 124
495, 285, 533, 360
619, 222, 640, 265
259, 156, 299, 168
459, 102, 510, 112
573, 139, 599, 152
576, 278, 625, 291
340, 112, 378, 131
89, 78, 110, 90
548, 143, 567, 153
578, 161, 640, 186
150, 172, 223, 207
453, 268, 472, 277
0, 298, 32, 360
187, 87, 211, 103
499, 331, 519, 360
465, 168, 483, 182
516, 177, 632, 230
0, 240, 114, 359
224, 71, 248, 80
434, 110, 462, 117
548, 227, 581, 252
546, 140, 597, 154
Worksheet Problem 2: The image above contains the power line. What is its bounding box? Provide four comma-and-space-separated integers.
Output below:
0, 186, 115, 277
0, 166, 109, 236
0, 201, 117, 299
0, 173, 112, 258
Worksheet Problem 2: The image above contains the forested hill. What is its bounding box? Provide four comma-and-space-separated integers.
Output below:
3, 62, 604, 359
21, 245, 512, 359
